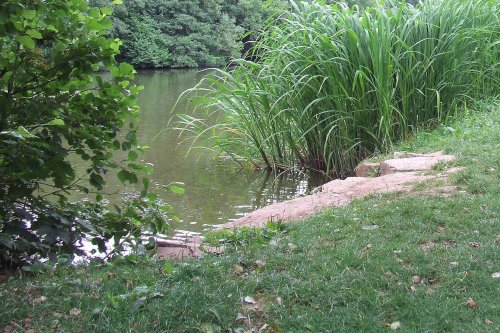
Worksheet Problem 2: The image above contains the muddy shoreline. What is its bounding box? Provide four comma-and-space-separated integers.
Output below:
157, 151, 457, 260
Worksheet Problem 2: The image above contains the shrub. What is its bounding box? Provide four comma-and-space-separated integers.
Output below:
0, 0, 170, 268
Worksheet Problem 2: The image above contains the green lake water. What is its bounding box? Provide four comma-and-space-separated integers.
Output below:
97, 69, 328, 234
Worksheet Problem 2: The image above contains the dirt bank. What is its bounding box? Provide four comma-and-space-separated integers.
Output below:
157, 151, 457, 259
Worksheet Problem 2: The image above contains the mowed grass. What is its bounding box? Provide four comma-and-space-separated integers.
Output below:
1, 99, 499, 332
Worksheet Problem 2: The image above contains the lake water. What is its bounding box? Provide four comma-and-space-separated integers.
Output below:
100, 69, 328, 234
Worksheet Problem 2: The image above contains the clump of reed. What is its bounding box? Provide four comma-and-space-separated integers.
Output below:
180, 0, 499, 177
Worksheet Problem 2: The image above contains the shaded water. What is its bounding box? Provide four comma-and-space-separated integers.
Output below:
96, 69, 328, 233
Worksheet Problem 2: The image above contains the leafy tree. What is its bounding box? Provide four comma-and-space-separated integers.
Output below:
94, 0, 390, 70
0, 0, 169, 268
216, 0, 288, 55
123, 15, 171, 68
90, 0, 288, 69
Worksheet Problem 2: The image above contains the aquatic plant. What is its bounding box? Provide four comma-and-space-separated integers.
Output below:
180, 0, 499, 177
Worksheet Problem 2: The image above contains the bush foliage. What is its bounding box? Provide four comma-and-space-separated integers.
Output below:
0, 0, 170, 268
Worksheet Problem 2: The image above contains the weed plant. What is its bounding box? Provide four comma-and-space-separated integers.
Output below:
202, 220, 288, 252
180, 0, 499, 177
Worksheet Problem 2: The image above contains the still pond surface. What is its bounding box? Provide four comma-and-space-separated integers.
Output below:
102, 69, 327, 234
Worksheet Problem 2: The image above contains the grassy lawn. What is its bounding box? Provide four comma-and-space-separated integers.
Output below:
1, 99, 498, 332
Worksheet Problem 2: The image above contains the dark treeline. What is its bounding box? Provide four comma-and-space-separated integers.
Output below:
90, 0, 289, 69
91, 0, 418, 69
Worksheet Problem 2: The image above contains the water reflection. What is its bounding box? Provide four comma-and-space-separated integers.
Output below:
251, 170, 325, 208
77, 69, 330, 233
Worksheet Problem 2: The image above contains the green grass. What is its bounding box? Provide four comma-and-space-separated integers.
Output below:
180, 0, 499, 177
1, 99, 499, 332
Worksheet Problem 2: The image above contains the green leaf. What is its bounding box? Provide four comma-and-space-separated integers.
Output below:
109, 65, 120, 77
17, 35, 35, 49
132, 218, 142, 227
112, 0, 123, 4
163, 262, 174, 275
126, 130, 136, 142
168, 185, 185, 195
22, 10, 37, 20
146, 193, 158, 201
101, 7, 113, 16
119, 80, 130, 88
121, 141, 132, 151
90, 173, 105, 189
119, 63, 134, 76
88, 8, 101, 18
117, 169, 138, 184
2, 71, 13, 81
16, 126, 35, 138
117, 170, 127, 184
127, 163, 142, 171
87, 19, 102, 31
130, 85, 144, 95
46, 118, 65, 126
26, 29, 43, 39
110, 42, 120, 52
46, 25, 58, 32
55, 9, 66, 17
128, 150, 138, 161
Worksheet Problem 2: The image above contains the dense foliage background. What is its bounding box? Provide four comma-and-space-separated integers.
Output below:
90, 0, 389, 69
89, 0, 289, 69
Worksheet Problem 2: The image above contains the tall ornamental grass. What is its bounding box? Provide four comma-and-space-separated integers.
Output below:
180, 0, 499, 177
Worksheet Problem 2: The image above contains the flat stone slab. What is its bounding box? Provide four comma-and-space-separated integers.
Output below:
393, 151, 445, 158
380, 152, 455, 175
156, 236, 204, 260
354, 162, 380, 177
224, 171, 447, 229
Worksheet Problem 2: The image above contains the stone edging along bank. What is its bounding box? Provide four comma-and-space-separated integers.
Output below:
157, 151, 458, 260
